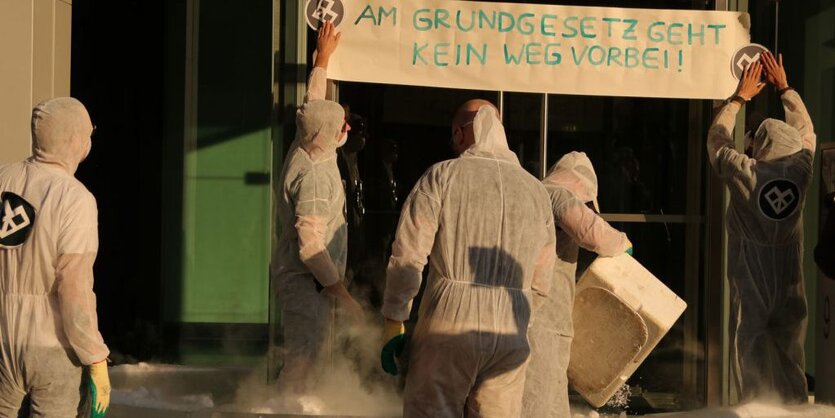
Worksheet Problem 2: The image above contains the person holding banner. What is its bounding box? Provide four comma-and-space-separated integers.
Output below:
272, 21, 364, 397
380, 100, 556, 417
707, 51, 816, 403
522, 151, 632, 417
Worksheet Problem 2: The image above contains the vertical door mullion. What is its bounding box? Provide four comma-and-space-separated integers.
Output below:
683, 99, 705, 408
539, 93, 549, 179
268, 0, 308, 382
182, 0, 200, 328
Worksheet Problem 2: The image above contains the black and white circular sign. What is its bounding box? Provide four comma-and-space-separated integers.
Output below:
0, 192, 36, 248
305, 0, 345, 30
758, 179, 801, 220
730, 43, 768, 80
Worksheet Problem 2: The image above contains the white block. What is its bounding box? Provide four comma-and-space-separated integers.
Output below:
568, 253, 687, 408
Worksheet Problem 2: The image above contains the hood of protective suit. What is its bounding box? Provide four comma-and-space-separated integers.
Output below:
751, 118, 803, 162
30, 97, 93, 175
463, 105, 519, 163
544, 151, 598, 206
295, 99, 345, 161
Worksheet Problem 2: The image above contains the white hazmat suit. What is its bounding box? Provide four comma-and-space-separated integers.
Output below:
0, 97, 109, 416
707, 90, 816, 403
382, 105, 557, 418
272, 67, 347, 392
522, 152, 630, 417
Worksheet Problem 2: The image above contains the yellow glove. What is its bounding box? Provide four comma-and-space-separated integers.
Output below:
89, 361, 111, 418
383, 319, 405, 342
381, 319, 406, 375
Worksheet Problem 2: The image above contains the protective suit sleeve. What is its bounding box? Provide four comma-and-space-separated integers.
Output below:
293, 170, 342, 288
781, 90, 816, 153
56, 191, 109, 365
557, 200, 630, 256
381, 170, 442, 321
707, 102, 756, 190
531, 217, 556, 299
304, 67, 327, 103
707, 101, 741, 166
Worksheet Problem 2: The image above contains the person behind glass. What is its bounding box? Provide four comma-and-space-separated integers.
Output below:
271, 20, 364, 396
707, 51, 816, 403
337, 105, 367, 291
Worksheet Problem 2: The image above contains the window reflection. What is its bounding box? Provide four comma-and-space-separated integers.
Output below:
503, 92, 543, 177
339, 84, 496, 309
547, 96, 691, 215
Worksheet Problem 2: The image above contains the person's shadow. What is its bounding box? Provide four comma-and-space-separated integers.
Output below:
467, 246, 531, 337
400, 246, 532, 413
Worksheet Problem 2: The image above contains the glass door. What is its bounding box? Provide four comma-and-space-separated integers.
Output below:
163, 0, 273, 365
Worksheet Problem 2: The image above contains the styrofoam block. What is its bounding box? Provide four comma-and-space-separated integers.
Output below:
568, 254, 687, 408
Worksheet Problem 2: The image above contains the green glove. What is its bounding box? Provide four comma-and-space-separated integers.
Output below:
381, 319, 406, 375
88, 361, 110, 418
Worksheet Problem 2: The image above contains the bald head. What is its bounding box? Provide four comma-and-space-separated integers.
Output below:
452, 99, 498, 129
451, 99, 498, 155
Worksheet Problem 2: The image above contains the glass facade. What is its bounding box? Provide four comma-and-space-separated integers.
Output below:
333, 90, 708, 413
138, 0, 826, 412
63, 0, 835, 413
304, 0, 717, 411
161, 0, 274, 364
322, 1, 716, 410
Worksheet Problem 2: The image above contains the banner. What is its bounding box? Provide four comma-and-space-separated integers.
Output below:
309, 0, 754, 99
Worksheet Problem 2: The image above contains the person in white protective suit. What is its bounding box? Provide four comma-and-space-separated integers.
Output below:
272, 21, 364, 396
707, 52, 815, 403
380, 100, 557, 418
0, 97, 111, 417
521, 151, 632, 417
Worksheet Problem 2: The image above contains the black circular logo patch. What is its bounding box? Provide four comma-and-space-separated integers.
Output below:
758, 179, 801, 220
305, 0, 345, 30
730, 43, 768, 80
0, 192, 36, 248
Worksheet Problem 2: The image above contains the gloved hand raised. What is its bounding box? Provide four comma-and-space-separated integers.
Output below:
381, 318, 406, 375
88, 360, 111, 418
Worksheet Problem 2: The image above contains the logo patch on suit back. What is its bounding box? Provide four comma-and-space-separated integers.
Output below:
758, 179, 801, 220
0, 192, 36, 248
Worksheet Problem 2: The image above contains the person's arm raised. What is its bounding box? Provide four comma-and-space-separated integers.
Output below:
763, 51, 816, 153
706, 61, 764, 167
305, 21, 342, 103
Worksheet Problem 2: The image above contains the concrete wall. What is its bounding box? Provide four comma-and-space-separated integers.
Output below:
0, 0, 72, 165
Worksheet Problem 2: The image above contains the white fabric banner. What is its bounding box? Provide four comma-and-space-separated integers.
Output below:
319, 0, 752, 99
